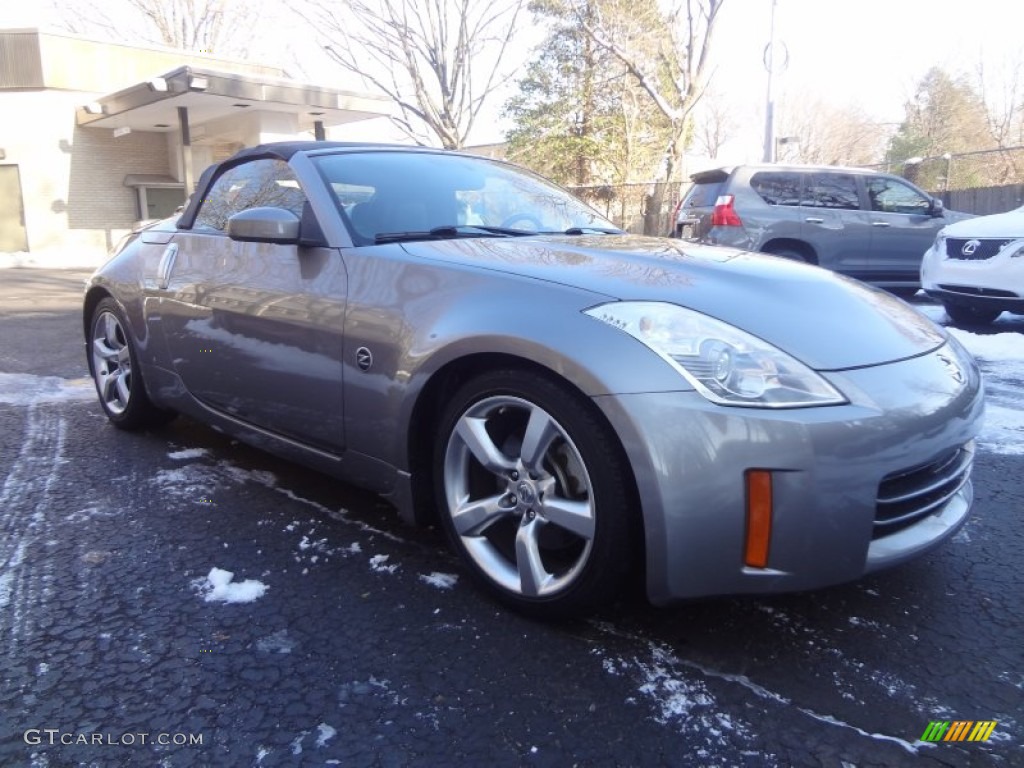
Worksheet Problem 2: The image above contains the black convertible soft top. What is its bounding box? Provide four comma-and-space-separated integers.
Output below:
176, 140, 414, 230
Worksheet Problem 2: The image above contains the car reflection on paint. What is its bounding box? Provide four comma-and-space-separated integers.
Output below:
84, 142, 984, 616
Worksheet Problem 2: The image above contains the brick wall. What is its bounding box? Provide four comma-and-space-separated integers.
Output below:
66, 126, 170, 230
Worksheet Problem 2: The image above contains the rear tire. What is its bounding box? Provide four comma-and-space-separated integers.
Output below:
944, 303, 1001, 327
88, 297, 175, 430
433, 369, 635, 617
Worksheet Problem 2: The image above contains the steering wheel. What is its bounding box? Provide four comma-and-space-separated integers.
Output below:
500, 213, 543, 231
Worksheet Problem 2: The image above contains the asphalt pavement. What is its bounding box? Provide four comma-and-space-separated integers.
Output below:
0, 268, 1021, 767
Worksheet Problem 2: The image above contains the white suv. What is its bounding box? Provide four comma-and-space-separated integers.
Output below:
921, 205, 1024, 325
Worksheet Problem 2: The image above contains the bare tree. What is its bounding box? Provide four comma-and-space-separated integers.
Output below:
575, 0, 726, 234
50, 0, 264, 56
777, 98, 888, 167
302, 0, 524, 149
976, 54, 1024, 181
691, 87, 736, 160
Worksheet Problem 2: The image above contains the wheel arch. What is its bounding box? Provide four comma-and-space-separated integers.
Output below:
83, 286, 114, 343
761, 238, 818, 264
405, 352, 645, 566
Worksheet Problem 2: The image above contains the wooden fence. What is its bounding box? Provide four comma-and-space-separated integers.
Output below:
943, 184, 1024, 215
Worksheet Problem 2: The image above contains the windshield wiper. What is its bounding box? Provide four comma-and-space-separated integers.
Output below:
558, 227, 623, 235
433, 224, 537, 237
374, 224, 536, 244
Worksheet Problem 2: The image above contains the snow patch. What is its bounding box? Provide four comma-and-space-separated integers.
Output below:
370, 554, 398, 574
948, 328, 1024, 365
976, 404, 1024, 456
0, 250, 105, 269
191, 567, 267, 603
635, 644, 717, 724
0, 373, 94, 405
167, 448, 209, 460
419, 572, 458, 590
315, 723, 337, 748
256, 629, 295, 654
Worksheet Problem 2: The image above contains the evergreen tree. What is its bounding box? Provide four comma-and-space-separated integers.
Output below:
504, 0, 612, 187
888, 68, 995, 189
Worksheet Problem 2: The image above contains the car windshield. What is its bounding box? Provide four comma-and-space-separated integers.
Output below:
311, 150, 618, 245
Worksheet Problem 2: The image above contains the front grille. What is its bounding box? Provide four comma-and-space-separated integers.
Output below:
945, 238, 1012, 260
874, 443, 974, 538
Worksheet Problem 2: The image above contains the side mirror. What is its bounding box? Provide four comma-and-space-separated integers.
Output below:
227, 207, 300, 243
929, 197, 945, 217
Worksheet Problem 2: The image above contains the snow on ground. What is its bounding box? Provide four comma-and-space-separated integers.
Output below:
0, 250, 107, 269
315, 724, 337, 748
589, 622, 936, 759
369, 554, 399, 574
0, 373, 94, 406
912, 303, 1024, 454
944, 326, 1024, 455
419, 572, 458, 590
191, 567, 268, 603
255, 629, 295, 654
948, 328, 1024, 372
167, 447, 209, 460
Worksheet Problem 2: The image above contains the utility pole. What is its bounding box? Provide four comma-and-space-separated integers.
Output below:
762, 0, 779, 163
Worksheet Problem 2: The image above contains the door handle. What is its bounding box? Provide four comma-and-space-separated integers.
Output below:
157, 243, 178, 289
805, 217, 824, 224
872, 221, 891, 228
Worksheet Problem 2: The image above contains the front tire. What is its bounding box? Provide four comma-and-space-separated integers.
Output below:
944, 303, 1001, 327
434, 370, 635, 616
88, 297, 175, 430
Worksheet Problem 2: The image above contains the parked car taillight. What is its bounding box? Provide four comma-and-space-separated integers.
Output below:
712, 195, 742, 227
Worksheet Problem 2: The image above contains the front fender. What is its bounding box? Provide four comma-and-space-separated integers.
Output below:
339, 248, 692, 470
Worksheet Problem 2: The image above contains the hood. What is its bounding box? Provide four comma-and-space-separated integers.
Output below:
402, 235, 946, 371
941, 206, 1024, 238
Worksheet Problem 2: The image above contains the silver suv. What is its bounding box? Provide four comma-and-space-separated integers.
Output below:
673, 164, 972, 296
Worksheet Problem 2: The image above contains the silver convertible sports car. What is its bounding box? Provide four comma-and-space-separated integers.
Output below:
85, 142, 984, 615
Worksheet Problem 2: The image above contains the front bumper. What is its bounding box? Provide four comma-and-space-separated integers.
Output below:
594, 342, 984, 604
921, 241, 1024, 313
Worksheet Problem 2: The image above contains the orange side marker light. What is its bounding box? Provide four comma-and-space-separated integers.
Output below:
745, 470, 773, 568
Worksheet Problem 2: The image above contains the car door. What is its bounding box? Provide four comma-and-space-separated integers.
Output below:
799, 172, 873, 275
863, 175, 945, 280
155, 158, 348, 452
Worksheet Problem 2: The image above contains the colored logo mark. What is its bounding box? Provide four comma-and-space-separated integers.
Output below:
920, 721, 997, 742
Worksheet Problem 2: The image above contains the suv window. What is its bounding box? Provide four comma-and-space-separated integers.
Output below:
195, 158, 307, 232
865, 177, 930, 215
681, 181, 724, 209
804, 173, 860, 209
750, 172, 802, 206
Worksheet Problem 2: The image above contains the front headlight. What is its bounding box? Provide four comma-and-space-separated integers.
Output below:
584, 301, 847, 408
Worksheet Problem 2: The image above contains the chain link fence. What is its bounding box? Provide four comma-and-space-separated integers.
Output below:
877, 146, 1024, 214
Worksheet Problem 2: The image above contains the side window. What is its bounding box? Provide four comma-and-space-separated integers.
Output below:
750, 172, 802, 206
194, 158, 307, 233
804, 173, 860, 209
865, 177, 930, 215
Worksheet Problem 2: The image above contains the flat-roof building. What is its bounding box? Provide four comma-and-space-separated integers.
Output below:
0, 28, 390, 260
